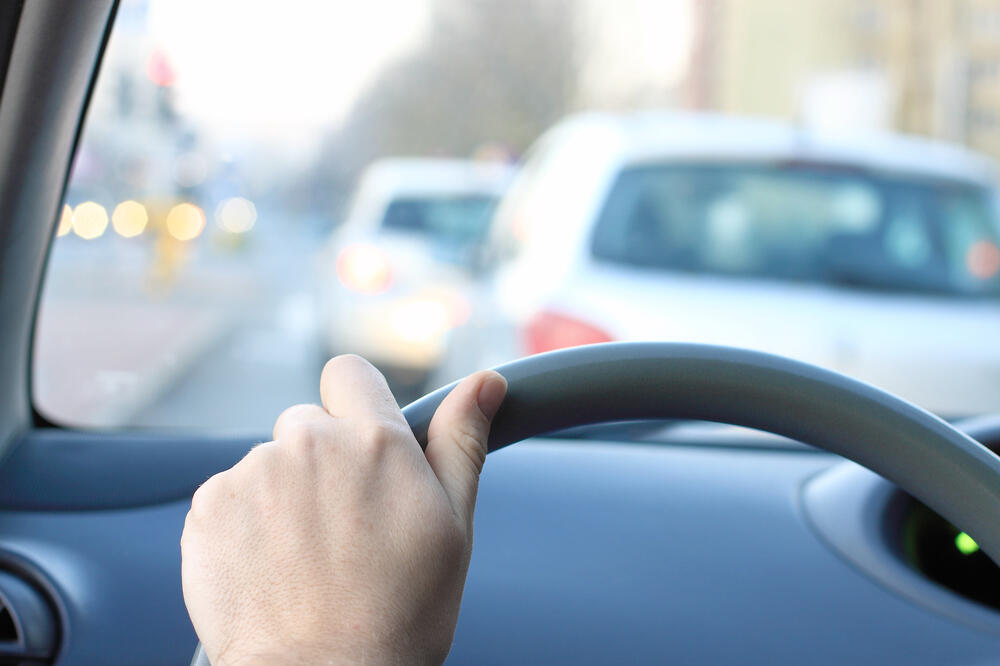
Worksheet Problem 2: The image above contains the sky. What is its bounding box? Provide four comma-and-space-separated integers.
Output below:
142, 0, 693, 156
146, 0, 428, 152
579, 0, 693, 107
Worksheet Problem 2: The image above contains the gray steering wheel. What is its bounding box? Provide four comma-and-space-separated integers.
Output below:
191, 342, 1000, 665
404, 342, 1000, 563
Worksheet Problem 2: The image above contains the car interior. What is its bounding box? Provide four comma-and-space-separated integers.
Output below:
3, 2, 1000, 665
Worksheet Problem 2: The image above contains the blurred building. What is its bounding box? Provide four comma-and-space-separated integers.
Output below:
684, 0, 855, 119
684, 0, 1000, 159
853, 0, 1000, 155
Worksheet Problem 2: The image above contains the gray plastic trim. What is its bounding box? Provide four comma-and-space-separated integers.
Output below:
0, 0, 117, 459
802, 461, 1000, 635
801, 416, 1000, 634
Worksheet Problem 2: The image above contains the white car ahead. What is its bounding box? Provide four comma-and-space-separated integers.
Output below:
438, 112, 1000, 417
318, 157, 514, 394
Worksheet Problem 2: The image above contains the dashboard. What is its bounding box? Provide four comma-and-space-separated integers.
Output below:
1, 420, 1000, 664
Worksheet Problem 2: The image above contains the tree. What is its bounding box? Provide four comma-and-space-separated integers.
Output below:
304, 0, 582, 220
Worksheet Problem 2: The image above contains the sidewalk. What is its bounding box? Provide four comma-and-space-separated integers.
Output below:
34, 299, 233, 428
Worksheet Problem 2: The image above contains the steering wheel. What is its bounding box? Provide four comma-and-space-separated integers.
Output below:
190, 342, 1000, 665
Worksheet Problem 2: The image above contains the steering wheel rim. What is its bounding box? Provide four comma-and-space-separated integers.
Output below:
403, 342, 1000, 566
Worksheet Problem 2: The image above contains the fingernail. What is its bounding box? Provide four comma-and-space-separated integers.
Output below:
476, 372, 507, 421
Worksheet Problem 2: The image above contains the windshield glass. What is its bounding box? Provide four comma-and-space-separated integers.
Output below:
591, 164, 1000, 296
32, 0, 1000, 433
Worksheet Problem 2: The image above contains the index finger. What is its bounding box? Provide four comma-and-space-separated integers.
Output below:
320, 354, 408, 426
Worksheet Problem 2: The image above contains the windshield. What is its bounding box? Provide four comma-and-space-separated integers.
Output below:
591, 164, 1000, 297
32, 0, 1000, 433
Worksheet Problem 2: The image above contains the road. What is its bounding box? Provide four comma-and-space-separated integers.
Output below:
128, 293, 323, 434
36, 222, 332, 434
34, 298, 233, 428
35, 231, 436, 436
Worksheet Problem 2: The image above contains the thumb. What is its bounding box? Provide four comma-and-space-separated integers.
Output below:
424, 370, 507, 526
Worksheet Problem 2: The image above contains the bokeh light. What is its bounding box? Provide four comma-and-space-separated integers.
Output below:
56, 204, 73, 236
389, 298, 451, 344
112, 200, 149, 238
336, 244, 392, 294
71, 202, 109, 240
146, 48, 176, 87
216, 197, 257, 234
165, 203, 206, 241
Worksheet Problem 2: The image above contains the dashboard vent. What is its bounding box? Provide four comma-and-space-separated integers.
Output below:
0, 570, 57, 663
0, 604, 15, 642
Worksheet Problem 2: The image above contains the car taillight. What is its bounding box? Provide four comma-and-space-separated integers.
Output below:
523, 310, 613, 355
336, 243, 393, 294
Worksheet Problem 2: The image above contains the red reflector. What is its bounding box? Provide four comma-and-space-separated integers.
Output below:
523, 310, 613, 355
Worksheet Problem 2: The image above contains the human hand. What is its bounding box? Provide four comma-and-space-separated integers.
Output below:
180, 355, 507, 665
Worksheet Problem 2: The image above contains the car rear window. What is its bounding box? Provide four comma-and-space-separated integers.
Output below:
590, 163, 1000, 296
381, 196, 498, 246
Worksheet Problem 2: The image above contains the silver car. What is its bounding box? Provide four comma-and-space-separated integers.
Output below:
440, 111, 1000, 417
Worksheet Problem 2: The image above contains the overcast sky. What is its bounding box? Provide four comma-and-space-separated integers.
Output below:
143, 0, 692, 155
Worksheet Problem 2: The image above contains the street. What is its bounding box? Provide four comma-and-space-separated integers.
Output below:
128, 292, 323, 434
35, 224, 331, 435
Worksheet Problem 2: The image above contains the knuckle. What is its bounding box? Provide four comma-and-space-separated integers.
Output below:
286, 432, 320, 462
180, 512, 194, 547
189, 472, 227, 515
239, 441, 277, 471
336, 352, 367, 365
324, 354, 391, 391
180, 509, 208, 553
276, 403, 313, 423
234, 445, 288, 504
274, 403, 321, 437
325, 353, 372, 376
357, 418, 409, 453
279, 421, 327, 454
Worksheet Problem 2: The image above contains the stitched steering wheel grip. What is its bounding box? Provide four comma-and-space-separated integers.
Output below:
191, 342, 1000, 665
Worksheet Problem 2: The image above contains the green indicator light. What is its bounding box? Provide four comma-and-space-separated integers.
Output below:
955, 532, 980, 555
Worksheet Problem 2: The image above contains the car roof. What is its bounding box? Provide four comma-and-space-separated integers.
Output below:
356, 157, 515, 197
544, 111, 998, 186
